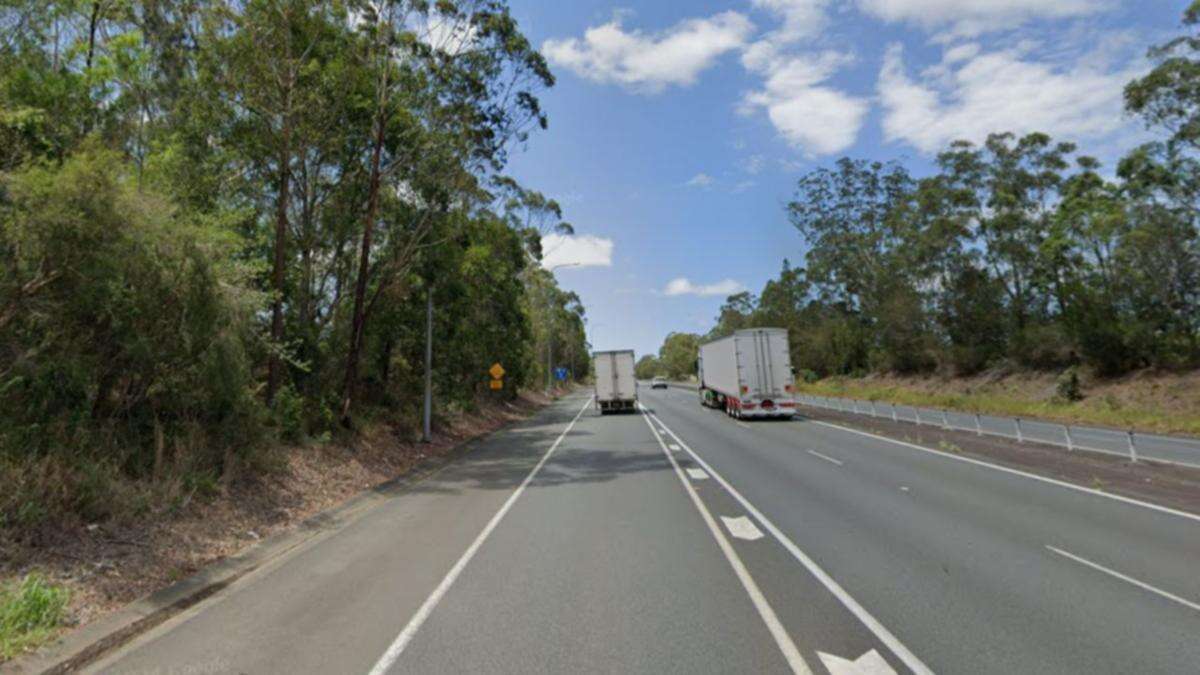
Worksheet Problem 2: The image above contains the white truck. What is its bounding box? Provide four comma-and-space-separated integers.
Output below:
593, 350, 638, 414
698, 328, 796, 419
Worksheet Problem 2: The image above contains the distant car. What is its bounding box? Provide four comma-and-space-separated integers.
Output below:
650, 376, 668, 389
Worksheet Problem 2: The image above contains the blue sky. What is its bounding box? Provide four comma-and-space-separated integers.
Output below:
502, 0, 1185, 359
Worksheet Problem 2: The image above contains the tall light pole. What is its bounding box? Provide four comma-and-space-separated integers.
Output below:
422, 284, 433, 443
545, 262, 579, 394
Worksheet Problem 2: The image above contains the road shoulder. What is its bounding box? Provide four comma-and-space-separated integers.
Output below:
5, 392, 581, 674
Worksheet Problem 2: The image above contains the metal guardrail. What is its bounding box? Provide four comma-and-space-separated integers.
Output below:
795, 394, 1200, 469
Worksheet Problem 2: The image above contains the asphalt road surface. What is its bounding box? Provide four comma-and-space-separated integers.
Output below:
89, 388, 1200, 674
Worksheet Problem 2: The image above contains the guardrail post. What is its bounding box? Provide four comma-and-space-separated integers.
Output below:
1064, 425, 1074, 452
974, 413, 982, 436
1127, 430, 1139, 463
870, 401, 877, 418
941, 410, 950, 430
891, 405, 898, 423
1015, 417, 1024, 443
915, 409, 922, 425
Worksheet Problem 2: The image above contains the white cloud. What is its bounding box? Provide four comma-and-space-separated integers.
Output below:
732, 180, 757, 193
743, 0, 831, 69
541, 234, 614, 269
663, 277, 747, 297
741, 51, 868, 156
739, 1, 866, 156
686, 173, 715, 187
542, 12, 754, 93
878, 42, 1141, 154
858, 0, 1110, 36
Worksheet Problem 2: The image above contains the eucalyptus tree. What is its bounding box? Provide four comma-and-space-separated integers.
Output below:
337, 0, 554, 424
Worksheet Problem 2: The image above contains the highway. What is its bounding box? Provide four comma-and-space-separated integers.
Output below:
87, 388, 1200, 674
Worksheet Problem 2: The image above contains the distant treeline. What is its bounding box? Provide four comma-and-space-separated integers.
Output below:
0, 1, 587, 527
647, 5, 1200, 382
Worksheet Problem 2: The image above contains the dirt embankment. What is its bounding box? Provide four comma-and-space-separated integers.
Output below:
0, 391, 558, 648
801, 404, 1200, 516
800, 369, 1200, 437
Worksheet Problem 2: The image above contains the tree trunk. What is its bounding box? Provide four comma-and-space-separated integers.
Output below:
339, 108, 387, 426
266, 111, 292, 405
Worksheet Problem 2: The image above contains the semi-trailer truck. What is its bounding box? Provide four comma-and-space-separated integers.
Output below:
593, 350, 637, 414
698, 328, 796, 419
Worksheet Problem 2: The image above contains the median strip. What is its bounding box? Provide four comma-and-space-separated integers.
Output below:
639, 404, 811, 674
643, 407, 932, 675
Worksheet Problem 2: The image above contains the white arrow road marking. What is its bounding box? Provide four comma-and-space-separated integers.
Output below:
818, 649, 896, 675
721, 516, 764, 541
638, 404, 810, 674
686, 468, 709, 481
644, 408, 932, 675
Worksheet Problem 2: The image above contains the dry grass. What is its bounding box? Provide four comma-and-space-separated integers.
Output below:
799, 369, 1200, 436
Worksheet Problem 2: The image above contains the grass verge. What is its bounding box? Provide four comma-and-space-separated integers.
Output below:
0, 574, 70, 661
799, 377, 1200, 437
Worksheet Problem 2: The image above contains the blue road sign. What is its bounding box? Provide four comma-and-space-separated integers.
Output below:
554, 367, 569, 381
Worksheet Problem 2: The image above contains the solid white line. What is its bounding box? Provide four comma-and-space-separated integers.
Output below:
366, 396, 594, 675
638, 404, 811, 674
1045, 545, 1200, 613
809, 420, 1200, 525
807, 450, 844, 467
644, 409, 932, 675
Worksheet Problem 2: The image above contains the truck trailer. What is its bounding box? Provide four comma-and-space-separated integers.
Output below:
593, 350, 638, 414
698, 328, 796, 419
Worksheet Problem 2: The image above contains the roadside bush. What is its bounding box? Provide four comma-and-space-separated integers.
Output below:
0, 148, 268, 525
1056, 367, 1085, 402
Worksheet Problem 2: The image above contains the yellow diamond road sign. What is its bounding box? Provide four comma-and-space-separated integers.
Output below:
489, 362, 505, 379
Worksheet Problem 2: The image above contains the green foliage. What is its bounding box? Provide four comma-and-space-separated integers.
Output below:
0, 0, 570, 531
634, 355, 662, 380
727, 125, 1200, 379
1056, 367, 1084, 403
0, 573, 70, 660
1, 148, 267, 465
658, 333, 700, 380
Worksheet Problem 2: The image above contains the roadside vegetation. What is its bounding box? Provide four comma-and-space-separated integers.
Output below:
0, 1, 588, 545
799, 372, 1200, 437
0, 574, 69, 661
650, 4, 1200, 434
